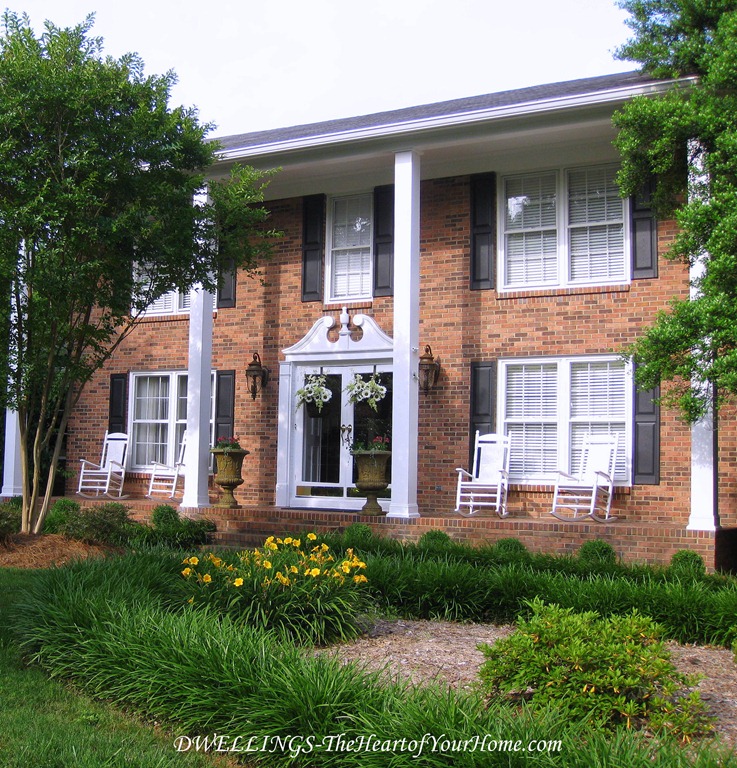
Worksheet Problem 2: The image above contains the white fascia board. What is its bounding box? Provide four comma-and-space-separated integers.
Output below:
218, 78, 692, 163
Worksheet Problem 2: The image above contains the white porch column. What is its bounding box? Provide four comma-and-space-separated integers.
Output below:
687, 142, 718, 531
181, 286, 214, 509
388, 150, 421, 518
688, 253, 718, 531
1, 409, 23, 497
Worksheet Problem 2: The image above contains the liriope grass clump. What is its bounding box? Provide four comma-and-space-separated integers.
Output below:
181, 533, 369, 644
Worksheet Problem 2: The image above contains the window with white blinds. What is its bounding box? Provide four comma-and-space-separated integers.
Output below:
129, 371, 215, 470
500, 357, 630, 483
328, 193, 373, 302
502, 165, 627, 289
144, 289, 191, 315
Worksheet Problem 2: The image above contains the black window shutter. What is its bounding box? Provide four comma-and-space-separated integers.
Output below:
373, 185, 394, 296
631, 177, 658, 279
469, 361, 497, 462
214, 370, 236, 443
108, 374, 128, 434
302, 195, 325, 302
633, 380, 660, 484
470, 173, 496, 290
217, 259, 237, 308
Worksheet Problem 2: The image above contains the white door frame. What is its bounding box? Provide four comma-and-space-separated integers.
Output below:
275, 309, 393, 509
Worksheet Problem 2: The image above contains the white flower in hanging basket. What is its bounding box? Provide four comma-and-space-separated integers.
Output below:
345, 373, 387, 412
296, 373, 332, 412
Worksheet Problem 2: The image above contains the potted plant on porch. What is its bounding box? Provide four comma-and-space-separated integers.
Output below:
210, 436, 249, 508
350, 435, 391, 515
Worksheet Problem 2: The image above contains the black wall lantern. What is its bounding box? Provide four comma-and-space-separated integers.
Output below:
245, 352, 269, 399
418, 345, 441, 392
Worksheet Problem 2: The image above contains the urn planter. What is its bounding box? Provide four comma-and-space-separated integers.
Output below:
210, 448, 250, 508
351, 450, 391, 515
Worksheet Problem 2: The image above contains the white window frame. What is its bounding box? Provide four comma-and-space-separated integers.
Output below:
325, 192, 374, 303
498, 355, 632, 485
128, 370, 215, 470
142, 288, 191, 316
499, 164, 630, 291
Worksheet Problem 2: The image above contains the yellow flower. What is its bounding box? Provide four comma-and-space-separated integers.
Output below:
290, 565, 298, 574
266, 541, 278, 551
262, 560, 272, 569
233, 577, 244, 587
284, 536, 293, 545
226, 564, 235, 571
353, 574, 368, 584
265, 536, 275, 544
188, 556, 199, 566
308, 567, 319, 577
211, 557, 222, 568
181, 567, 192, 577
202, 573, 212, 584
293, 539, 301, 548
320, 543, 329, 552
307, 533, 317, 541
341, 563, 351, 574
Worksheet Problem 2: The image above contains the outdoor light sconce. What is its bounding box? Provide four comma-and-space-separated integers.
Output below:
418, 345, 441, 392
245, 352, 269, 399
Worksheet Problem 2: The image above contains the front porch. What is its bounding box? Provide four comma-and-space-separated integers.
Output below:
76, 490, 730, 571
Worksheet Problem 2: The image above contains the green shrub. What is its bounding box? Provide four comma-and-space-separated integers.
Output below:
493, 537, 529, 559
669, 549, 707, 580
0, 501, 21, 540
182, 533, 370, 645
60, 502, 131, 546
478, 599, 714, 741
150, 504, 181, 529
417, 529, 455, 553
133, 504, 216, 548
42, 498, 82, 534
577, 538, 617, 565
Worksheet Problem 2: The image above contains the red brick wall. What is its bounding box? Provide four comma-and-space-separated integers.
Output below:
65, 176, 733, 553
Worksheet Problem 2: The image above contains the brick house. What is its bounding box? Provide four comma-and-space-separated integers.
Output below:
6, 70, 734, 566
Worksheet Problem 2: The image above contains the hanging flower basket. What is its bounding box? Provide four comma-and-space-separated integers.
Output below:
345, 372, 387, 412
296, 373, 332, 414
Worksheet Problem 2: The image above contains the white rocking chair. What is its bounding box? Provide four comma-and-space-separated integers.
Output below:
146, 433, 187, 499
455, 432, 510, 517
551, 434, 620, 522
78, 431, 129, 498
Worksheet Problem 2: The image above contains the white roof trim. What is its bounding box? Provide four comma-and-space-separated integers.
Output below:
219, 78, 693, 161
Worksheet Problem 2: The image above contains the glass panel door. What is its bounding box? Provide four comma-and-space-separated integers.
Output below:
293, 366, 392, 507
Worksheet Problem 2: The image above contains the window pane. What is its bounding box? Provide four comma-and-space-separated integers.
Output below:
505, 364, 558, 419
330, 194, 372, 300
568, 167, 625, 282
504, 173, 558, 287
507, 424, 558, 475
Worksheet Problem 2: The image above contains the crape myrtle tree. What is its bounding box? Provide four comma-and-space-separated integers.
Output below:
614, 0, 737, 422
0, 12, 276, 533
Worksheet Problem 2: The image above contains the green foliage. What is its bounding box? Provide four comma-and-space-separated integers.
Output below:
478, 599, 714, 741
58, 502, 131, 546
0, 500, 21, 540
0, 12, 275, 532
182, 534, 370, 645
493, 537, 530, 559
615, 1, 737, 421
11, 557, 737, 767
42, 498, 81, 534
669, 549, 707, 579
577, 539, 618, 565
130, 504, 216, 548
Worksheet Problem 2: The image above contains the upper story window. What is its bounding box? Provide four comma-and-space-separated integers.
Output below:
144, 289, 191, 316
327, 193, 373, 302
501, 165, 627, 290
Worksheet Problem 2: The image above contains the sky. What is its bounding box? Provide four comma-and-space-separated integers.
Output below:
8, 0, 635, 140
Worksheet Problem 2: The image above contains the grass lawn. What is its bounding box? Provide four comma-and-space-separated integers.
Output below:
0, 567, 240, 768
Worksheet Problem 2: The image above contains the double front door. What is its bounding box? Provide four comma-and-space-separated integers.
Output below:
292, 365, 392, 508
